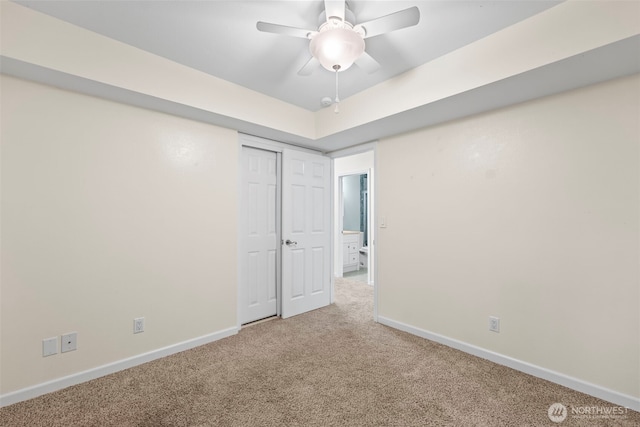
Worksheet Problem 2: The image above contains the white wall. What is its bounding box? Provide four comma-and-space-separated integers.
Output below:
7, 2, 637, 154
377, 74, 640, 402
0, 1, 314, 140
315, 1, 640, 138
0, 75, 238, 396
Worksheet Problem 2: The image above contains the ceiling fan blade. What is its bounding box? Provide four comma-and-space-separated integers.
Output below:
324, 0, 345, 22
355, 6, 420, 39
256, 21, 315, 39
354, 51, 381, 74
298, 57, 319, 76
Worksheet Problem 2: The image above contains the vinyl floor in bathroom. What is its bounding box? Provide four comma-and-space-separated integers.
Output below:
343, 268, 369, 284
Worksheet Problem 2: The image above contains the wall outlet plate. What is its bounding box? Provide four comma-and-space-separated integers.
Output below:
134, 317, 144, 334
489, 316, 500, 333
43, 337, 58, 357
61, 332, 77, 353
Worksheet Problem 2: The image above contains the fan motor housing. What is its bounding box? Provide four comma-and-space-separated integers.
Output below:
318, 8, 356, 27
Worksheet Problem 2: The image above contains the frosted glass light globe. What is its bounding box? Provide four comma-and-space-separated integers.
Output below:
310, 27, 365, 72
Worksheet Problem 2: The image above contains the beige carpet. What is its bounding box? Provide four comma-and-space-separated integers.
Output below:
1, 278, 638, 426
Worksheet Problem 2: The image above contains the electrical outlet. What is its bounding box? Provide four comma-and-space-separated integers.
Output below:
61, 332, 77, 353
43, 337, 58, 357
133, 317, 145, 334
489, 316, 500, 333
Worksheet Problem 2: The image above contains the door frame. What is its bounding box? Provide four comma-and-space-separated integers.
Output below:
237, 134, 333, 327
328, 143, 377, 321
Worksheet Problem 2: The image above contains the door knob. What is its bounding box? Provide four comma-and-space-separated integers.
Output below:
285, 239, 297, 246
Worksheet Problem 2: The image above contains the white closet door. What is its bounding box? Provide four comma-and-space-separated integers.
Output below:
239, 147, 278, 324
281, 149, 331, 318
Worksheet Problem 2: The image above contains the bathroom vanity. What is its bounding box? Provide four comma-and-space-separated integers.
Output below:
342, 231, 361, 273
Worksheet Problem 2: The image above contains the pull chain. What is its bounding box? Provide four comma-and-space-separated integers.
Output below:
333, 65, 340, 114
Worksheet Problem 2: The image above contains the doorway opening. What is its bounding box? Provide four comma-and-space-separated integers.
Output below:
340, 173, 369, 284
333, 150, 375, 288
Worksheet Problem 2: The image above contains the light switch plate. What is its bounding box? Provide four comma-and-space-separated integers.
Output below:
43, 337, 58, 357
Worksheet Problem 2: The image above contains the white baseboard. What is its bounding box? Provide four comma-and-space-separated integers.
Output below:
0, 326, 238, 408
377, 316, 640, 412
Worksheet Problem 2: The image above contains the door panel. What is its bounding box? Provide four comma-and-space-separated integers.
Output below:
291, 249, 305, 298
240, 147, 278, 324
311, 247, 324, 293
292, 184, 305, 233
267, 249, 277, 301
282, 149, 331, 318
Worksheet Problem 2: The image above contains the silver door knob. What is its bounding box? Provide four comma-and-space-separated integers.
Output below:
285, 239, 297, 246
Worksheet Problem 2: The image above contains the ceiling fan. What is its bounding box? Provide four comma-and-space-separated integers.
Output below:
256, 0, 420, 76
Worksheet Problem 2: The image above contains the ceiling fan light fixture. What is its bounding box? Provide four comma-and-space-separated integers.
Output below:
309, 26, 365, 72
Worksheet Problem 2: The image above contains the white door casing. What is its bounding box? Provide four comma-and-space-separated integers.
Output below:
239, 147, 278, 324
281, 149, 332, 318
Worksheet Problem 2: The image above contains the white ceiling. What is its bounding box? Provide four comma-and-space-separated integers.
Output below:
15, 0, 561, 112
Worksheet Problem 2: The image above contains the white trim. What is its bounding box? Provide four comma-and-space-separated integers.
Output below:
365, 167, 373, 287
372, 143, 378, 321
336, 174, 345, 279
236, 136, 244, 329
326, 142, 377, 158
239, 133, 322, 155
377, 316, 640, 411
329, 158, 336, 304
276, 152, 283, 317
0, 327, 238, 408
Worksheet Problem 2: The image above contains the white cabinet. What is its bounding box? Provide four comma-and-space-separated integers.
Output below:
342, 232, 360, 272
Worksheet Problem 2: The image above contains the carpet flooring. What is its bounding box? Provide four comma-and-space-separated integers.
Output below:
1, 278, 638, 426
